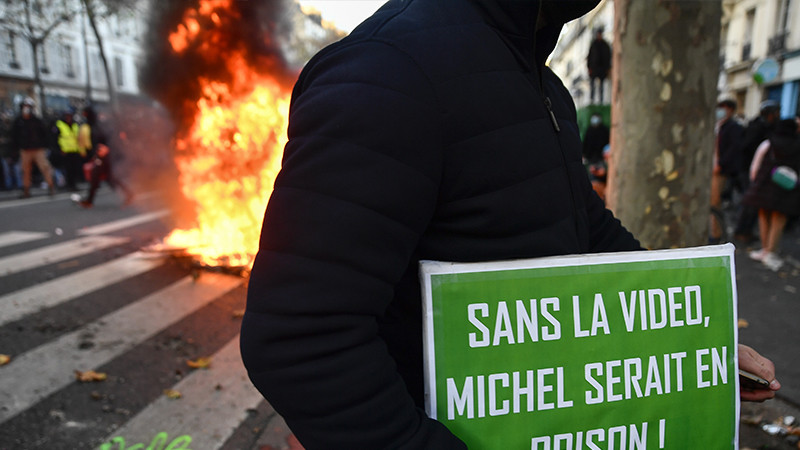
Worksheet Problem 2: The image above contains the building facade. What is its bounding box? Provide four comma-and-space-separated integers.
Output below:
0, 1, 149, 116
549, 0, 800, 120
721, 0, 799, 119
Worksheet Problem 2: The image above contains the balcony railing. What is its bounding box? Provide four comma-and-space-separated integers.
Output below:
768, 32, 788, 55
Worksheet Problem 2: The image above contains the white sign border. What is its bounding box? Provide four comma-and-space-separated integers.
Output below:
419, 243, 740, 447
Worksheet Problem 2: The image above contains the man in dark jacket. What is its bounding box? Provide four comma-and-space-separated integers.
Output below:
586, 27, 611, 104
10, 98, 56, 198
241, 1, 779, 448
710, 99, 744, 242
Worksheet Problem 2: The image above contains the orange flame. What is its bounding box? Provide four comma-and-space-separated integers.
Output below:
163, 1, 291, 268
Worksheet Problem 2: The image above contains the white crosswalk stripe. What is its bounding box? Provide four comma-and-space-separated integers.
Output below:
0, 272, 243, 424
98, 336, 262, 449
0, 231, 50, 249
0, 235, 129, 276
78, 210, 169, 236
0, 251, 164, 327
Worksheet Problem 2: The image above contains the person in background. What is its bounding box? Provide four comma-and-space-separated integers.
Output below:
54, 107, 86, 192
586, 26, 611, 105
582, 112, 609, 163
582, 112, 610, 199
75, 106, 133, 208
10, 98, 55, 198
743, 119, 800, 271
710, 99, 744, 243
0, 111, 21, 191
78, 107, 93, 159
734, 100, 781, 243
240, 1, 781, 448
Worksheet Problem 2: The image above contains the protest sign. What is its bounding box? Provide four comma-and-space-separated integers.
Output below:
420, 244, 739, 449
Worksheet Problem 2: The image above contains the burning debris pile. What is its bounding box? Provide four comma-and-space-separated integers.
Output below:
140, 0, 311, 270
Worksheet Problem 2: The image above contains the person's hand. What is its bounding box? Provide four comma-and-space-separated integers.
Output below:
739, 344, 780, 402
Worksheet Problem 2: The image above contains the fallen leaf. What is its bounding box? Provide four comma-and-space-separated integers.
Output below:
57, 260, 80, 270
74, 370, 107, 382
164, 389, 182, 399
186, 357, 212, 369
740, 414, 763, 426
0, 354, 10, 366
738, 319, 749, 328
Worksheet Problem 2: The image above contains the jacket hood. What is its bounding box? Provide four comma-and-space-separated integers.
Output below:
468, 0, 601, 69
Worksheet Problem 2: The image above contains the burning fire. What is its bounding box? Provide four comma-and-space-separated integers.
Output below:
162, 0, 291, 268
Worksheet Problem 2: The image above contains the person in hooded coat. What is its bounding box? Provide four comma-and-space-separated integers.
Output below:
240, 1, 779, 448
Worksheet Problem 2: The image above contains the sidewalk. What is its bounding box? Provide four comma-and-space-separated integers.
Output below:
735, 222, 800, 449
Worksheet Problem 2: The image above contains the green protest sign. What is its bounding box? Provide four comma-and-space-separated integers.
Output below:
420, 245, 740, 449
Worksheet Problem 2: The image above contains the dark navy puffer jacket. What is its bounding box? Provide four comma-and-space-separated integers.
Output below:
241, 0, 640, 448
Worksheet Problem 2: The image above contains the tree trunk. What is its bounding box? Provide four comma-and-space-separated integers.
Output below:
83, 0, 118, 112
82, 4, 92, 101
24, 0, 47, 113
606, 0, 721, 249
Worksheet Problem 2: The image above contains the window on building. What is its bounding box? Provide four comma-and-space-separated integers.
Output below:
112, 16, 121, 37
768, 0, 790, 54
115, 56, 124, 88
61, 43, 75, 78
38, 43, 50, 74
735, 91, 746, 118
3, 31, 20, 69
91, 51, 105, 86
720, 23, 728, 67
742, 8, 755, 61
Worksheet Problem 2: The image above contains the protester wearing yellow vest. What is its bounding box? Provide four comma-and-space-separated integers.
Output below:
55, 109, 85, 192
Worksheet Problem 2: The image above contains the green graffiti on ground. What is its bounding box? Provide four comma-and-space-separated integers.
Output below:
98, 432, 192, 450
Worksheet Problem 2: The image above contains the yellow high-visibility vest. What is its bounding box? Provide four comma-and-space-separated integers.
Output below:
56, 120, 82, 155
78, 124, 92, 154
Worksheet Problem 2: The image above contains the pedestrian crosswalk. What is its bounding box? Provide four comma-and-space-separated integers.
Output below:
0, 231, 49, 249
0, 272, 242, 424
0, 207, 286, 450
0, 235, 129, 276
0, 251, 162, 327
78, 210, 169, 236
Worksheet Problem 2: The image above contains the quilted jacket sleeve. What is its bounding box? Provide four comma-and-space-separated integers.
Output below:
240, 40, 467, 449
585, 188, 643, 252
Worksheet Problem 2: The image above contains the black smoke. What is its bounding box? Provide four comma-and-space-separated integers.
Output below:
140, 0, 296, 130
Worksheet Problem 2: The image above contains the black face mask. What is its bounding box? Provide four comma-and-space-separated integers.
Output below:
540, 0, 601, 25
